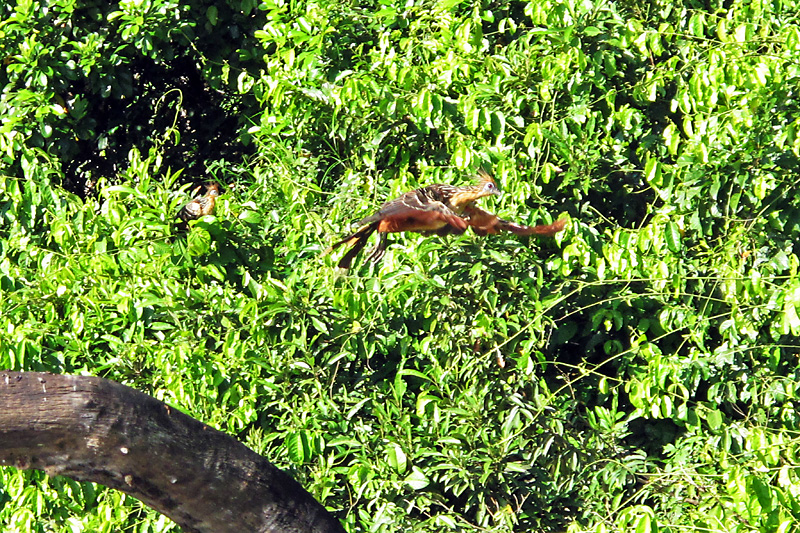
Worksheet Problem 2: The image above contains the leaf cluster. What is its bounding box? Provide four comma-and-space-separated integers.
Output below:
2, 0, 800, 532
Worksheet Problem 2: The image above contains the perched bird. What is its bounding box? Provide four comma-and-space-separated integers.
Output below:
325, 170, 566, 269
175, 183, 219, 227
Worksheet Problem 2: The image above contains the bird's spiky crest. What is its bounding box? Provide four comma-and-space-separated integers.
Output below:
475, 168, 497, 189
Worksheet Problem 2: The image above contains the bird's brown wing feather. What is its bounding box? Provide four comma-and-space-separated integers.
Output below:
460, 205, 502, 235
462, 205, 567, 236
359, 188, 442, 218
362, 188, 467, 234
500, 217, 567, 236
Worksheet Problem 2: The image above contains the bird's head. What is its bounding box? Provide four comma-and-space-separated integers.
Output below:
448, 170, 503, 210
475, 169, 503, 199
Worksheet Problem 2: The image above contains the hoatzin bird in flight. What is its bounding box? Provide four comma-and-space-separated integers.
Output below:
325, 170, 566, 269
175, 183, 219, 228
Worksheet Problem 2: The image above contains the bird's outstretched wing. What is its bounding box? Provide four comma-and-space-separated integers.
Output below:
361, 187, 469, 234
462, 204, 567, 236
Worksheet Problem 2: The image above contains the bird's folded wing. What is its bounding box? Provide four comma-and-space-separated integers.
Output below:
177, 200, 202, 221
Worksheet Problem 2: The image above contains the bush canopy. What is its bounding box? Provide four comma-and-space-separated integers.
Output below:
1, 0, 800, 531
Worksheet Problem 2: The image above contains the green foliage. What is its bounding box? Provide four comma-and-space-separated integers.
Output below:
2, 0, 800, 532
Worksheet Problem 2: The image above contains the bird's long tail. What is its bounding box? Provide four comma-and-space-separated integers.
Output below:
322, 222, 379, 269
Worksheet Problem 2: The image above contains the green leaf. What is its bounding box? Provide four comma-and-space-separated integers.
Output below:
783, 299, 800, 336
706, 409, 723, 431
386, 443, 407, 474
285, 431, 312, 464
689, 13, 705, 37
599, 377, 609, 395
105, 185, 140, 197
750, 476, 772, 512
644, 157, 661, 186
634, 513, 653, 533
416, 394, 439, 417
206, 5, 218, 25
346, 398, 371, 420
309, 315, 328, 334
187, 228, 211, 256
490, 110, 505, 137
397, 368, 432, 382
664, 222, 681, 253
404, 467, 429, 490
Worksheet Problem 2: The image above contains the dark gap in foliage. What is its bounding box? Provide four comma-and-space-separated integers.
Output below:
60, 55, 255, 197
626, 418, 684, 456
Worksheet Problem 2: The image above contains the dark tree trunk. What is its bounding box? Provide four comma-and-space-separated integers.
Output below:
0, 371, 346, 533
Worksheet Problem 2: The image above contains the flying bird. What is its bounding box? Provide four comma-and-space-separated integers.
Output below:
325, 171, 566, 269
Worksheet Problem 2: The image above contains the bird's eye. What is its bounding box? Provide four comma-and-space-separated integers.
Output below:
485, 182, 495, 191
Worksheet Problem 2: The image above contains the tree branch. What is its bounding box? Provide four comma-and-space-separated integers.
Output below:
0, 371, 346, 533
